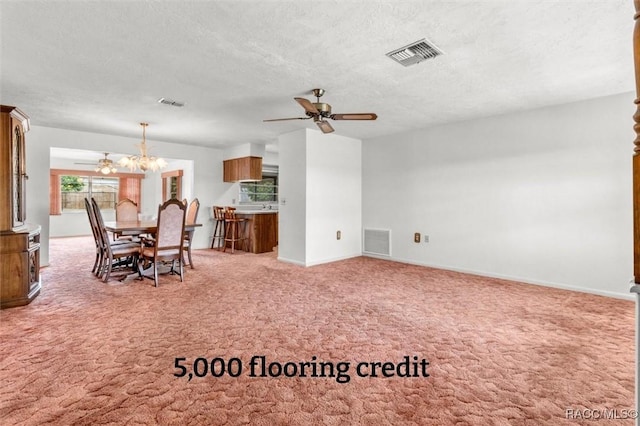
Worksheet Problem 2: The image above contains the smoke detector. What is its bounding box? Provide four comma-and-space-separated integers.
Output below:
386, 38, 443, 67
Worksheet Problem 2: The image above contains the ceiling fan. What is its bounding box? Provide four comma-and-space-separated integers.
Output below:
263, 88, 378, 134
75, 152, 118, 174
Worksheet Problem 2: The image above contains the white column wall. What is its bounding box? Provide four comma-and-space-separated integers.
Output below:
277, 129, 307, 265
362, 92, 635, 299
277, 128, 362, 266
305, 130, 362, 266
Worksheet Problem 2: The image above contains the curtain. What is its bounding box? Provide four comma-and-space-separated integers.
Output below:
49, 173, 61, 215
118, 177, 142, 212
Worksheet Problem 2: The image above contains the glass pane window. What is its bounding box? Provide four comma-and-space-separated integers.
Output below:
60, 175, 119, 212
239, 177, 278, 204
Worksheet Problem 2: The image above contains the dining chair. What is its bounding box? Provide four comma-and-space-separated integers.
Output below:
210, 206, 226, 249
84, 197, 103, 275
138, 198, 187, 287
182, 198, 200, 268
91, 198, 141, 282
114, 198, 140, 240
85, 197, 132, 277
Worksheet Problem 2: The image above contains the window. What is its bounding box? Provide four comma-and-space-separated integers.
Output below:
161, 170, 183, 202
50, 169, 142, 215
239, 176, 278, 204
60, 175, 119, 212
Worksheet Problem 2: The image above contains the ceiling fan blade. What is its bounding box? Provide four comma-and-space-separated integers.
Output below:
316, 120, 334, 134
330, 113, 378, 121
295, 97, 319, 115
263, 117, 310, 122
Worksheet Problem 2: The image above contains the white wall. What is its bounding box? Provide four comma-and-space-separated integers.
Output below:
26, 126, 224, 266
278, 128, 362, 266
277, 129, 307, 265
363, 92, 635, 299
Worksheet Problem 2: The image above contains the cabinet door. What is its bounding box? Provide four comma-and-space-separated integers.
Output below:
237, 157, 262, 180
237, 157, 250, 179
249, 157, 262, 180
28, 245, 40, 293
223, 159, 238, 182
11, 122, 26, 227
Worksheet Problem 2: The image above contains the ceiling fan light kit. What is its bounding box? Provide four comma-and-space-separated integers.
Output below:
263, 88, 377, 134
95, 152, 118, 175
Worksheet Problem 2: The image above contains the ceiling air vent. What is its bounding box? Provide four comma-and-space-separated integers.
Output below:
157, 97, 185, 107
386, 38, 443, 67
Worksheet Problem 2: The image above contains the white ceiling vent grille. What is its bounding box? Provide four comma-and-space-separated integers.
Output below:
363, 228, 391, 257
157, 97, 185, 107
386, 38, 443, 67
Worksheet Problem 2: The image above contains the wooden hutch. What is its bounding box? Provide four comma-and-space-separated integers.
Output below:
0, 105, 41, 309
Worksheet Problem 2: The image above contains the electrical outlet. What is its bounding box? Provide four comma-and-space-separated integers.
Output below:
424, 234, 429, 243
337, 230, 341, 240
414, 232, 420, 243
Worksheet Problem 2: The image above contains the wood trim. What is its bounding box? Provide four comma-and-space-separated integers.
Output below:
634, 0, 640, 282
161, 169, 183, 178
50, 168, 145, 179
161, 170, 182, 201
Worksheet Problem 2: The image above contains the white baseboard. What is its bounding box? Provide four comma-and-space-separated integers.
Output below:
363, 254, 634, 301
277, 253, 361, 267
304, 253, 360, 267
277, 256, 306, 266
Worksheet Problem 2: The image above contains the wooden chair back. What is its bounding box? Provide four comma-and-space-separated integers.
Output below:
155, 198, 187, 256
90, 198, 110, 250
224, 206, 237, 220
213, 206, 225, 221
84, 197, 100, 244
186, 198, 200, 225
116, 198, 138, 221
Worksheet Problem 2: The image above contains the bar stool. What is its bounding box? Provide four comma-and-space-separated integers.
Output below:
210, 206, 226, 249
223, 207, 248, 253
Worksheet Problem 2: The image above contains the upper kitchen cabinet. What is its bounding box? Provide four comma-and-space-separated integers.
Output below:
223, 156, 262, 182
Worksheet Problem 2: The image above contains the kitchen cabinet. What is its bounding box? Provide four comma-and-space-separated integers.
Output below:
223, 156, 262, 182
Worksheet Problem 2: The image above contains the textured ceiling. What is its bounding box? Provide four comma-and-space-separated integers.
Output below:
0, 0, 634, 154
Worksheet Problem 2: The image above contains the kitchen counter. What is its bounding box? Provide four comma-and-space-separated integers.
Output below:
233, 211, 278, 253
234, 210, 278, 215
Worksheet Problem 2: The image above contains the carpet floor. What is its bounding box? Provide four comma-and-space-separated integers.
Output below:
0, 236, 635, 425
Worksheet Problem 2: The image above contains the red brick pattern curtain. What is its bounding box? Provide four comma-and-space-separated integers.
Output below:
50, 173, 61, 215
118, 177, 142, 213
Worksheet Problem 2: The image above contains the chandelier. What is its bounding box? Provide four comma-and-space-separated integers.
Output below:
95, 152, 118, 175
118, 122, 167, 172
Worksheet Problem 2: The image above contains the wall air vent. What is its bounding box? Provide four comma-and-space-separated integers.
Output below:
386, 38, 443, 67
157, 97, 185, 107
363, 228, 391, 257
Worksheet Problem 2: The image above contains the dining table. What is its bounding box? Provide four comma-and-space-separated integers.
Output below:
103, 220, 202, 236
103, 220, 202, 267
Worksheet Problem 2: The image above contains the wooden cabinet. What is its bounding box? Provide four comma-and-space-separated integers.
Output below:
1, 225, 41, 309
0, 105, 41, 309
235, 212, 278, 253
223, 156, 262, 182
